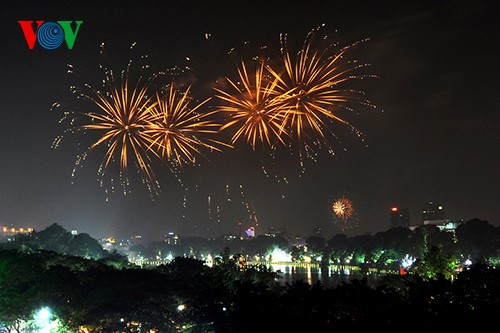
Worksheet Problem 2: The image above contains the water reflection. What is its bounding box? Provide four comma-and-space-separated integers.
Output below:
269, 264, 365, 288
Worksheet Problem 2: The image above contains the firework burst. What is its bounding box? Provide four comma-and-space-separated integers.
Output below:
331, 195, 358, 231
54, 43, 196, 196
79, 75, 156, 180
145, 82, 230, 166
214, 60, 288, 149
332, 196, 354, 221
266, 26, 375, 149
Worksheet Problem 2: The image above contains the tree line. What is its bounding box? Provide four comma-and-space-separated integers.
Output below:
131, 218, 500, 275
0, 218, 499, 331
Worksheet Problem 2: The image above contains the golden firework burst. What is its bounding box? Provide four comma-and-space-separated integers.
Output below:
266, 32, 371, 146
214, 60, 288, 149
145, 83, 229, 166
80, 75, 156, 180
331, 195, 359, 231
332, 196, 354, 221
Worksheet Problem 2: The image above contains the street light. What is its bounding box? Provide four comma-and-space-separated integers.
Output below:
34, 307, 52, 332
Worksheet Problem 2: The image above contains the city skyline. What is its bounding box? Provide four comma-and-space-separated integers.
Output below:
0, 0, 498, 243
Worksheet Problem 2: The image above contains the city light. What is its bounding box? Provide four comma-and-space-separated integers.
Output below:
35, 307, 51, 323
268, 247, 292, 263
401, 254, 415, 269
33, 307, 63, 333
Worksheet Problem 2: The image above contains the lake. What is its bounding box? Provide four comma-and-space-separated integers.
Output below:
268, 264, 377, 288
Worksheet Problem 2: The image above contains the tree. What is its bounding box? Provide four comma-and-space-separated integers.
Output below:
34, 223, 73, 254
455, 219, 499, 263
376, 227, 413, 256
68, 233, 105, 259
411, 225, 455, 256
305, 235, 326, 262
373, 227, 427, 271
98, 250, 129, 269
244, 235, 289, 258
347, 234, 376, 266
0, 249, 45, 332
414, 245, 454, 280
290, 245, 306, 262
327, 234, 349, 265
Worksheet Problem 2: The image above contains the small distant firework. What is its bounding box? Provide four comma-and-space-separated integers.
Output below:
331, 195, 358, 231
332, 196, 354, 220
214, 60, 288, 149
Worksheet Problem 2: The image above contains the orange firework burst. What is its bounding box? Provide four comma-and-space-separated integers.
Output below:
79, 72, 157, 181
52, 43, 171, 196
145, 82, 230, 166
267, 29, 374, 147
56, 43, 235, 196
331, 196, 358, 230
214, 60, 288, 149
332, 197, 354, 221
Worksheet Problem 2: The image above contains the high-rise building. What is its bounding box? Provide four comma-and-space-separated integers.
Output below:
390, 207, 410, 228
164, 232, 179, 245
266, 226, 288, 239
422, 201, 445, 222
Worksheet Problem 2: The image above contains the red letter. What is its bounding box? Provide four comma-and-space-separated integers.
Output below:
18, 21, 44, 49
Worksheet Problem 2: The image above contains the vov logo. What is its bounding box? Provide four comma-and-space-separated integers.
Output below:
18, 20, 83, 50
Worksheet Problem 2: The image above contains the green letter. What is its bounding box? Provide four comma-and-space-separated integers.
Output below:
57, 21, 83, 49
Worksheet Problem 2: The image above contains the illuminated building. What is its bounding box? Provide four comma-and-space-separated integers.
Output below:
129, 235, 146, 245
100, 237, 116, 251
1, 225, 34, 238
423, 219, 464, 232
422, 201, 445, 222
164, 232, 179, 245
218, 234, 239, 242
265, 226, 288, 239
409, 218, 464, 237
389, 207, 410, 228
244, 227, 255, 238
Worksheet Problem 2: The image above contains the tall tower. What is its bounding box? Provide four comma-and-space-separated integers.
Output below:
422, 201, 445, 222
390, 207, 410, 228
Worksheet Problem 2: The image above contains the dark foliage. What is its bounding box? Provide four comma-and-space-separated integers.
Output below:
0, 248, 498, 332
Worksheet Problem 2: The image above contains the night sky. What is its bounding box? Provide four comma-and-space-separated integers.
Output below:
1, 0, 498, 242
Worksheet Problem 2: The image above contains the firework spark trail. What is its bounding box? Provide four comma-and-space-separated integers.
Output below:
238, 184, 257, 223
208, 195, 212, 221
215, 204, 221, 223
225, 184, 231, 202
176, 178, 260, 232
